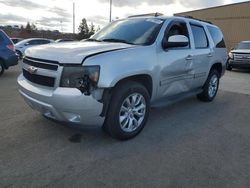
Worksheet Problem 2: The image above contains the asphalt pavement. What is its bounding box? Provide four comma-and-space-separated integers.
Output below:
0, 65, 250, 188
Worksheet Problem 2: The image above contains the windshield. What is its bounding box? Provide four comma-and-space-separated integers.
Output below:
90, 18, 164, 45
237, 42, 250, 49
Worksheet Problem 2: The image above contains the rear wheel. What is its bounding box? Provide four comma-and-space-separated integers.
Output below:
103, 81, 150, 140
0, 61, 4, 76
197, 69, 220, 102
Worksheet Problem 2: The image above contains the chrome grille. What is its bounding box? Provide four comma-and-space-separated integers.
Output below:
234, 53, 250, 61
22, 57, 62, 87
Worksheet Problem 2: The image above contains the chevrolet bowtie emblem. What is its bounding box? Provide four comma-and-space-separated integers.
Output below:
27, 66, 38, 74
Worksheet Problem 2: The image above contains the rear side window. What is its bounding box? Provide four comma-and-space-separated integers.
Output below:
0, 31, 5, 42
190, 24, 208, 48
207, 26, 226, 48
39, 40, 50, 44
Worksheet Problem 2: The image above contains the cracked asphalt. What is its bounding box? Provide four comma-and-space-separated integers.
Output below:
0, 66, 250, 188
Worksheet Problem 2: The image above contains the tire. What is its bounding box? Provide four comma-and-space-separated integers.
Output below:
16, 50, 23, 60
103, 81, 150, 140
197, 69, 220, 102
0, 61, 4, 77
226, 60, 232, 71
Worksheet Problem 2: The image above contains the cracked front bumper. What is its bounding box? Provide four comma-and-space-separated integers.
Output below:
17, 74, 105, 126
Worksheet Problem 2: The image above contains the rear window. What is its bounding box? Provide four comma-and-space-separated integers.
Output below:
190, 24, 208, 48
207, 26, 226, 48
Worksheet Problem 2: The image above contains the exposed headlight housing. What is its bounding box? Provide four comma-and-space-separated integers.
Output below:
60, 66, 100, 95
228, 52, 234, 59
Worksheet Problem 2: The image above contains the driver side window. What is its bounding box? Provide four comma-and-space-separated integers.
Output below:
165, 22, 190, 49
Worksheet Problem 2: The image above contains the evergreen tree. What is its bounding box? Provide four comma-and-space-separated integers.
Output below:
25, 22, 32, 34
78, 18, 89, 39
89, 22, 95, 37
96, 25, 101, 32
31, 23, 37, 31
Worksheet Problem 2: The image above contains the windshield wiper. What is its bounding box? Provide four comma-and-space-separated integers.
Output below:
102, 38, 134, 45
86, 38, 102, 42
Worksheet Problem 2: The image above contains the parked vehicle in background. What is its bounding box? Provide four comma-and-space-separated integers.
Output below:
15, 38, 54, 58
227, 41, 250, 70
55, 39, 75, 43
0, 30, 18, 76
18, 15, 227, 140
11, 38, 23, 44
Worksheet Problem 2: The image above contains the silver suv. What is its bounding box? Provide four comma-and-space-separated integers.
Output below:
18, 15, 227, 140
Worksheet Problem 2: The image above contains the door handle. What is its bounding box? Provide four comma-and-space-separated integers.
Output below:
207, 53, 213, 57
186, 55, 193, 60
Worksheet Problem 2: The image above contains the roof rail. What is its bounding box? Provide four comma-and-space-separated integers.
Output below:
128, 12, 164, 18
178, 15, 213, 24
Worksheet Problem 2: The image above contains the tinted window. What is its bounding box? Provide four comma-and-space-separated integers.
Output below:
91, 18, 164, 45
0, 33, 3, 42
237, 42, 250, 49
39, 40, 50, 44
28, 40, 39, 45
207, 26, 226, 48
190, 24, 208, 48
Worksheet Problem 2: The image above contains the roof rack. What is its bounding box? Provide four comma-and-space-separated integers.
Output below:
178, 16, 213, 24
128, 12, 164, 18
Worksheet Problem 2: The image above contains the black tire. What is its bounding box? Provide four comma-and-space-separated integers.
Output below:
16, 50, 22, 60
103, 81, 150, 140
0, 61, 4, 76
226, 60, 232, 71
197, 69, 220, 102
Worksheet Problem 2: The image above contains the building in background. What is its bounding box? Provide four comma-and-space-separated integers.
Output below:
175, 1, 250, 50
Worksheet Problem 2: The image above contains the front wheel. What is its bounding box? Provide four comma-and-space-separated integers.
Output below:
103, 81, 150, 140
226, 60, 232, 71
0, 62, 4, 76
197, 69, 220, 102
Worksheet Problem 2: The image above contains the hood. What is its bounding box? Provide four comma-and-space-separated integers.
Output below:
231, 49, 250, 54
24, 41, 134, 64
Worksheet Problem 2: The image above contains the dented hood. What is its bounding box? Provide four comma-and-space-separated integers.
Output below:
24, 41, 134, 64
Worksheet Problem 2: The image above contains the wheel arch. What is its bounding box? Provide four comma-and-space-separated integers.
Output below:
210, 62, 223, 77
100, 74, 153, 117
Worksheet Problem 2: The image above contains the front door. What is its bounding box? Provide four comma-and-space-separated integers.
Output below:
157, 20, 194, 99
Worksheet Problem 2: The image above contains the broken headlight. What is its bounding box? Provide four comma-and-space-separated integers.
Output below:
60, 66, 100, 94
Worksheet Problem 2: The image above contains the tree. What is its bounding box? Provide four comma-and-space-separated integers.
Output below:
25, 22, 32, 34
89, 22, 95, 37
78, 18, 89, 40
31, 23, 37, 31
96, 25, 101, 32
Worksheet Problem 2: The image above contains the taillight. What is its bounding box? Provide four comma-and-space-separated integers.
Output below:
7, 44, 15, 51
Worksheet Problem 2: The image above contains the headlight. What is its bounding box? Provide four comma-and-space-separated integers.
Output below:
228, 52, 234, 59
60, 66, 100, 94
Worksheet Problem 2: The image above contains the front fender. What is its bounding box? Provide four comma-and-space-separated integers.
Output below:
83, 45, 157, 88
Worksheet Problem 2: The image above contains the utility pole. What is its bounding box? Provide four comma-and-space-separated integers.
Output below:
109, 0, 112, 22
73, 2, 75, 33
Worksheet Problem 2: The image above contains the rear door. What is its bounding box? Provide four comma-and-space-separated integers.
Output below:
189, 23, 212, 88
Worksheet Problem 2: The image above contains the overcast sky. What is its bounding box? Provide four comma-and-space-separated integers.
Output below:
0, 0, 247, 33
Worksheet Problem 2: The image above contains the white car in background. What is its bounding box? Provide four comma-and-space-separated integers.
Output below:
15, 38, 54, 58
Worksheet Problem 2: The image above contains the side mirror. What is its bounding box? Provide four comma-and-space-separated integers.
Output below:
24, 42, 30, 46
163, 35, 189, 49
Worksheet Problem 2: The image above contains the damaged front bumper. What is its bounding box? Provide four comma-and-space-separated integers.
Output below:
17, 74, 105, 126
